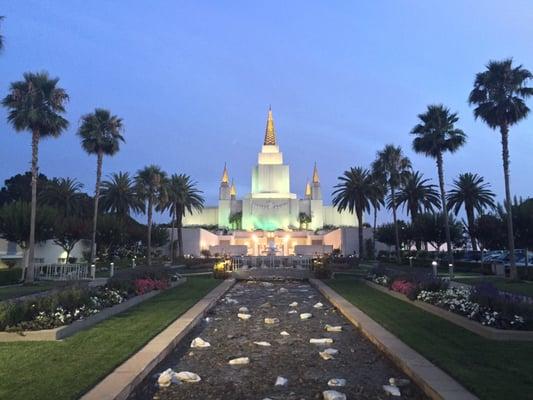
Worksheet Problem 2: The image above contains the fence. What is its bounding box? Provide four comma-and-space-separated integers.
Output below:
34, 263, 91, 281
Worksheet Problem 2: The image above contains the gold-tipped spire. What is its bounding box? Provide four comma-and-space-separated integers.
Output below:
312, 162, 320, 184
221, 163, 229, 184
263, 106, 276, 145
230, 180, 236, 197
305, 180, 312, 197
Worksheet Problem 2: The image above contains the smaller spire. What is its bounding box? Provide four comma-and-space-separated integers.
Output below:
305, 180, 312, 198
312, 162, 320, 184
221, 163, 229, 184
264, 106, 277, 145
230, 180, 236, 197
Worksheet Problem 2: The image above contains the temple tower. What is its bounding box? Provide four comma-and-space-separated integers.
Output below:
218, 163, 231, 228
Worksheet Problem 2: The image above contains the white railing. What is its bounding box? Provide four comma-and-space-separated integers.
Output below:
34, 263, 90, 281
230, 256, 313, 270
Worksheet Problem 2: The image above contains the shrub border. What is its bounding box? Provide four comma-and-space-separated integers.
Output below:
0, 279, 187, 342
364, 280, 533, 341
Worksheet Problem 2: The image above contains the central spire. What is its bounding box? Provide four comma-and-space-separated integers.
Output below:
264, 106, 277, 145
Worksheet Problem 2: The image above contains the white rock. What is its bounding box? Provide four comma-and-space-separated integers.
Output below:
389, 377, 410, 387
308, 295, 315, 299
323, 348, 339, 355
278, 287, 288, 293
229, 357, 250, 365
323, 390, 346, 400
190, 337, 210, 348
253, 341, 271, 347
288, 310, 298, 314
157, 368, 174, 387
383, 385, 401, 396
264, 317, 280, 324
313, 302, 324, 309
175, 371, 201, 383
327, 378, 346, 387
204, 317, 211, 323
280, 331, 290, 336
310, 338, 333, 345
319, 350, 334, 360
289, 301, 298, 307
262, 282, 274, 287
325, 324, 342, 332
238, 313, 251, 320
238, 306, 249, 313
275, 376, 288, 386
300, 313, 313, 320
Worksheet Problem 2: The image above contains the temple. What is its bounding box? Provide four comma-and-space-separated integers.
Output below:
178, 108, 368, 257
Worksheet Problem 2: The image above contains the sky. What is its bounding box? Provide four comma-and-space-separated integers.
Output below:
1, 1, 533, 224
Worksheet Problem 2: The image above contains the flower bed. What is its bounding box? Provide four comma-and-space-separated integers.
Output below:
367, 268, 532, 331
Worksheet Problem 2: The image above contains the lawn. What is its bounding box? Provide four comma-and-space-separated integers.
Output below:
327, 277, 533, 400
454, 276, 533, 298
0, 282, 59, 301
0, 276, 220, 400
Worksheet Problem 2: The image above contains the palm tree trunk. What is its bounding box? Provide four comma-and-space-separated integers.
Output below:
147, 197, 153, 266
169, 203, 176, 264
357, 209, 364, 258
177, 211, 184, 259
500, 125, 516, 279
372, 206, 377, 256
466, 206, 477, 252
90, 151, 103, 264
25, 129, 40, 283
411, 210, 421, 251
390, 185, 401, 264
436, 153, 454, 277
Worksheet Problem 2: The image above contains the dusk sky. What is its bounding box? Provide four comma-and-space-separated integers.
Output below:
1, 1, 532, 224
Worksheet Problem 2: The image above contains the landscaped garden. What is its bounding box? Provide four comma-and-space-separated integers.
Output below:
0, 276, 220, 400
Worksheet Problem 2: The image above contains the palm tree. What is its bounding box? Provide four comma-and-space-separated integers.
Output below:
447, 173, 495, 252
135, 165, 167, 266
40, 177, 84, 216
369, 169, 386, 252
395, 170, 440, 249
371, 145, 411, 263
411, 105, 466, 276
100, 172, 144, 218
468, 59, 533, 279
161, 174, 204, 262
0, 16, 5, 52
78, 108, 124, 264
332, 167, 379, 258
2, 72, 69, 282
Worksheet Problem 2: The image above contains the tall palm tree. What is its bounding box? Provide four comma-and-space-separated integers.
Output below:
40, 177, 84, 217
447, 173, 495, 252
395, 170, 440, 250
469, 59, 533, 279
100, 172, 144, 218
369, 169, 386, 252
135, 165, 167, 266
0, 16, 5, 52
371, 145, 411, 263
2, 72, 69, 282
332, 167, 379, 258
411, 105, 466, 276
78, 108, 124, 264
161, 174, 204, 263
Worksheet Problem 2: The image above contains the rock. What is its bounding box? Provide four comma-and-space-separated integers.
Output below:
157, 368, 174, 387
259, 302, 272, 308
325, 325, 342, 332
275, 376, 288, 386
253, 341, 272, 346
310, 338, 334, 345
261, 282, 274, 287
229, 357, 250, 365
278, 287, 288, 293
175, 371, 201, 383
308, 295, 315, 299
383, 385, 401, 396
389, 378, 411, 387
313, 302, 324, 309
204, 317, 211, 323
239, 306, 249, 313
289, 301, 298, 307
327, 378, 346, 387
288, 310, 298, 314
280, 331, 290, 336
300, 313, 313, 320
319, 350, 334, 360
323, 390, 346, 400
190, 337, 210, 348
188, 351, 194, 356
323, 348, 338, 355
264, 317, 280, 324
238, 313, 251, 320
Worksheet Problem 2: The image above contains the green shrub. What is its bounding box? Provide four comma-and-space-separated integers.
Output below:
0, 268, 23, 285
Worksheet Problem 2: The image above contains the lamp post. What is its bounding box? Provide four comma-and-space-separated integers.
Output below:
431, 260, 438, 277
110, 262, 114, 278
90, 264, 96, 280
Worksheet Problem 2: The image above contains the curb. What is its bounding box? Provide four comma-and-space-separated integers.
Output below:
309, 278, 478, 400
80, 278, 236, 400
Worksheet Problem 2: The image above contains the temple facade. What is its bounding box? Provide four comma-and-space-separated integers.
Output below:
179, 108, 364, 257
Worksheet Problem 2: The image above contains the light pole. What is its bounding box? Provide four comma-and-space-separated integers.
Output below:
431, 260, 438, 277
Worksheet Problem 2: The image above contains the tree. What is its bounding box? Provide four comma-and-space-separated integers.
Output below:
371, 145, 411, 263
100, 172, 144, 218
160, 174, 204, 262
0, 16, 4, 53
2, 72, 69, 282
40, 177, 85, 217
0, 172, 49, 206
135, 165, 167, 266
95, 214, 144, 261
53, 217, 90, 263
413, 212, 463, 256
447, 173, 495, 251
411, 104, 466, 276
332, 167, 379, 258
376, 220, 409, 249
229, 211, 243, 230
369, 169, 386, 251
472, 214, 506, 251
78, 108, 124, 264
394, 170, 440, 250
469, 59, 533, 279
298, 212, 311, 230
512, 198, 533, 250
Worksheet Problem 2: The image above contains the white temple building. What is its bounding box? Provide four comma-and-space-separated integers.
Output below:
176, 108, 375, 257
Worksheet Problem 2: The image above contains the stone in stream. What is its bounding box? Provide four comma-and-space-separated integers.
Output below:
253, 341, 271, 347
327, 378, 346, 387
323, 390, 346, 400
325, 324, 342, 332
300, 313, 313, 320
289, 301, 298, 307
157, 368, 174, 387
228, 357, 250, 365
310, 338, 334, 345
174, 371, 201, 383
288, 310, 297, 314
239, 306, 249, 313
319, 350, 334, 360
323, 348, 339, 355
280, 331, 290, 336
389, 377, 411, 387
259, 302, 272, 308
264, 317, 280, 324
275, 376, 288, 386
313, 302, 324, 309
278, 287, 288, 293
190, 337, 211, 348
238, 313, 251, 320
383, 385, 401, 396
